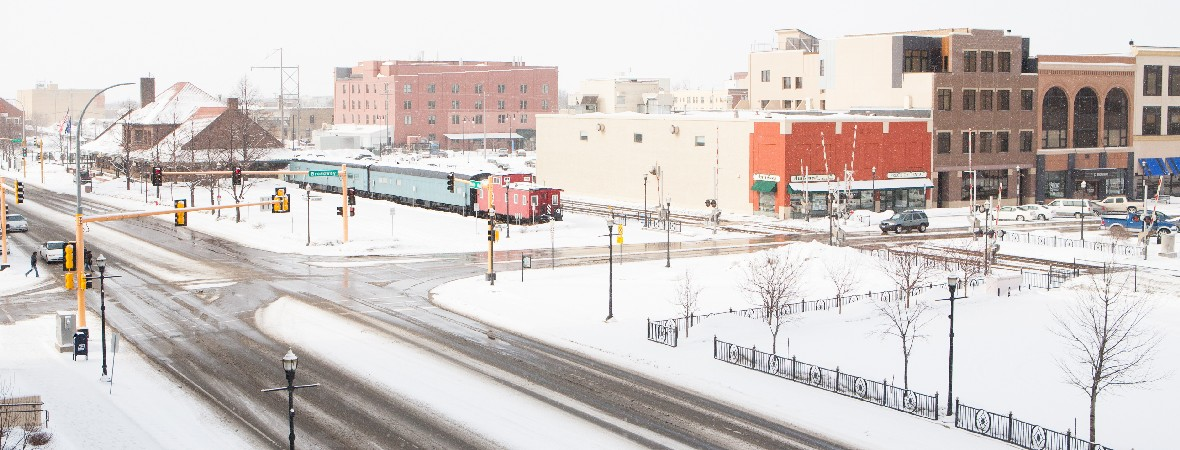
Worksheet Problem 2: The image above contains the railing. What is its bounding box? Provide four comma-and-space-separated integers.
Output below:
999, 230, 1144, 258
0, 400, 48, 428
714, 338, 940, 420
646, 319, 678, 347
1022, 269, 1079, 290
956, 401, 1111, 450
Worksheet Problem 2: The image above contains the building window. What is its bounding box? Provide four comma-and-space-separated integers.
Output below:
1170, 66, 1180, 96
617, 95, 626, 105
427, 84, 436, 93
474, 115, 483, 124
979, 131, 994, 152
1145, 65, 1163, 96
980, 90, 994, 111
962, 169, 1009, 201
904, 49, 932, 72
963, 51, 977, 72
760, 70, 770, 82
496, 100, 505, 110
541, 100, 549, 110
634, 133, 643, 143
542, 84, 549, 94
520, 100, 528, 109
980, 51, 994, 72
695, 136, 706, 146
1021, 89, 1035, 111
475, 84, 484, 94
937, 89, 952, 111
451, 83, 460, 93
795, 77, 802, 89
937, 131, 951, 153
520, 84, 528, 94
428, 133, 436, 142
341, 85, 346, 93
820, 60, 825, 76
403, 100, 412, 109
474, 100, 483, 110
580, 131, 588, 141
998, 52, 1012, 73
997, 90, 1010, 111
428, 115, 436, 125
497, 114, 506, 124
782, 77, 792, 89
962, 89, 976, 111
521, 114, 528, 124
1020, 130, 1033, 152
1144, 106, 1162, 135
451, 100, 460, 109
403, 115, 411, 125
403, 84, 412, 93
1169, 107, 1180, 135
961, 131, 976, 153
997, 131, 1009, 152
497, 84, 506, 93
428, 100, 436, 110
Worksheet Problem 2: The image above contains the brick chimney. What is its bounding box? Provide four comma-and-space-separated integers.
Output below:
226, 97, 239, 110
140, 77, 155, 107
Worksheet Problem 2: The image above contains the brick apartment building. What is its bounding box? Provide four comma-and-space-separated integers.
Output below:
333, 60, 558, 150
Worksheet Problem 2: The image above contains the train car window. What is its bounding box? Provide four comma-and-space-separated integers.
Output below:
532, 195, 539, 206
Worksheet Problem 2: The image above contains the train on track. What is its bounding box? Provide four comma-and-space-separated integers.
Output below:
285, 159, 563, 223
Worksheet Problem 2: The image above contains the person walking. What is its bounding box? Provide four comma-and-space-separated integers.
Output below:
25, 252, 39, 277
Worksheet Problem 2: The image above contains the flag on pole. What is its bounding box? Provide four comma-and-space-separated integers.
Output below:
58, 109, 71, 135
1154, 177, 1163, 215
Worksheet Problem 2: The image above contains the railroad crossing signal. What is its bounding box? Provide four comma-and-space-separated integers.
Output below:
151, 167, 163, 186
14, 181, 24, 204
174, 199, 187, 226
232, 167, 242, 186
446, 172, 455, 193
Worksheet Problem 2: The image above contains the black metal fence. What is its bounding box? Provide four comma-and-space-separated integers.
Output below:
955, 401, 1111, 450
1000, 230, 1144, 258
1021, 268, 1079, 290
646, 319, 678, 347
713, 338, 940, 420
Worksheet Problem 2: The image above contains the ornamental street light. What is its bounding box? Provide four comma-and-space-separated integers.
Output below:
664, 202, 671, 268
940, 276, 964, 417
262, 349, 320, 450
606, 217, 616, 321
1080, 180, 1088, 244
89, 254, 121, 378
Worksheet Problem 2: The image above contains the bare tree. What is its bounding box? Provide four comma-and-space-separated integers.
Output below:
671, 270, 702, 337
876, 248, 936, 307
875, 297, 933, 389
937, 242, 984, 296
109, 100, 138, 191
741, 250, 805, 354
825, 255, 860, 314
1054, 269, 1162, 444
221, 76, 279, 223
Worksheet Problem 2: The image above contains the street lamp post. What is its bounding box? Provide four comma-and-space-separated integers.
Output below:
96, 254, 112, 377
606, 217, 615, 321
665, 201, 671, 268
261, 349, 320, 450
1080, 180, 1088, 244
643, 174, 649, 227
871, 166, 877, 212
944, 276, 961, 417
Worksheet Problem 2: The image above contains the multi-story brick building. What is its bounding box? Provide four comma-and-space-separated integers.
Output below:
1033, 55, 1135, 202
749, 28, 1040, 207
1131, 45, 1180, 196
333, 60, 558, 150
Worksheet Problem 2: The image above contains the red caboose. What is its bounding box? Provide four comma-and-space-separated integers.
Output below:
476, 173, 563, 223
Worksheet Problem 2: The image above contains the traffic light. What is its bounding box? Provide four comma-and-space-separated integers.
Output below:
446, 172, 455, 193
63, 242, 76, 272
232, 167, 242, 186
349, 206, 355, 217
21, 148, 27, 157
347, 188, 357, 205
336, 206, 343, 216
174, 199, 187, 226
487, 219, 495, 242
273, 188, 289, 213
616, 223, 624, 244
151, 167, 163, 186
14, 181, 24, 204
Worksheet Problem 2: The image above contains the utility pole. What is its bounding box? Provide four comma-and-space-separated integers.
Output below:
252, 48, 301, 150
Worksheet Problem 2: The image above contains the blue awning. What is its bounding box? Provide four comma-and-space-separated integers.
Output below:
1140, 158, 1167, 177
1167, 157, 1180, 175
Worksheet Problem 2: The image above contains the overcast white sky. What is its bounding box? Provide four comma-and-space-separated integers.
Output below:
2, 0, 1173, 105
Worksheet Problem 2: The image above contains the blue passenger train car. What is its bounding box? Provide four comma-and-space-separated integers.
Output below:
285, 159, 490, 216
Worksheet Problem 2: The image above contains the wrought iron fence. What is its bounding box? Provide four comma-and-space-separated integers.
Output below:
713, 338, 940, 420
1022, 269, 1078, 290
646, 319, 678, 347
955, 401, 1111, 450
1000, 230, 1144, 257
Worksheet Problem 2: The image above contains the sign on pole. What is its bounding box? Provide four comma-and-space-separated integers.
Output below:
308, 170, 339, 177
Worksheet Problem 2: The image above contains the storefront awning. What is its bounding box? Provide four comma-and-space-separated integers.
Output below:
787, 178, 933, 193
1140, 158, 1167, 176
1167, 157, 1180, 175
751, 180, 778, 192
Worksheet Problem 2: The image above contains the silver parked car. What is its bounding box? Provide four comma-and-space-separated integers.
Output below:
5, 213, 28, 232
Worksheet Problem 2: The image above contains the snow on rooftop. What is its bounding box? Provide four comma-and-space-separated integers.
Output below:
128, 82, 222, 125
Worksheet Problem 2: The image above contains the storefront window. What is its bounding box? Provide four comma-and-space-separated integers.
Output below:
1105, 176, 1124, 196
961, 169, 1009, 201
1045, 171, 1067, 199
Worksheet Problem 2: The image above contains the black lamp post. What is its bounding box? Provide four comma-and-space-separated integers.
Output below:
871, 166, 877, 212
944, 276, 961, 417
606, 218, 615, 321
643, 174, 649, 227
97, 254, 108, 377
1080, 180, 1087, 244
262, 349, 319, 450
665, 201, 671, 268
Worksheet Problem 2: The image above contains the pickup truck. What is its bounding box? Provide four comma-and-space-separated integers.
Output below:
1090, 196, 1145, 214
1100, 210, 1179, 235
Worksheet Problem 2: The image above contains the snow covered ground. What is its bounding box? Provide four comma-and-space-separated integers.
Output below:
2, 156, 1176, 448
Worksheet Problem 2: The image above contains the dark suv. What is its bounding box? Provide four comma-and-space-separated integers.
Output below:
879, 210, 930, 234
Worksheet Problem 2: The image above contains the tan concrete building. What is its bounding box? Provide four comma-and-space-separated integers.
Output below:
672, 88, 732, 112
747, 29, 824, 111
1131, 45, 1180, 194
16, 83, 104, 128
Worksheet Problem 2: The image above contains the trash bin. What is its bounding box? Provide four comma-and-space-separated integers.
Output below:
72, 330, 89, 360
84, 185, 93, 193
